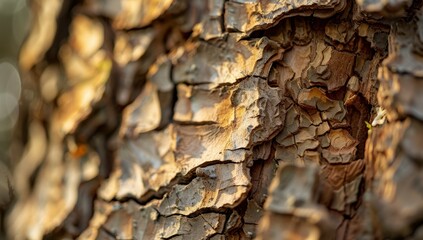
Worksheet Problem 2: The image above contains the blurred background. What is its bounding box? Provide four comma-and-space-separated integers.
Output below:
0, 0, 29, 237
0, 0, 29, 160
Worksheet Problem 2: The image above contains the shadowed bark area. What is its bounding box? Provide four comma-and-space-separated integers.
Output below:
7, 0, 423, 239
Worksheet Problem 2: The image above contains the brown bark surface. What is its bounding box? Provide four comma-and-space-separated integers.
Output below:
7, 0, 423, 239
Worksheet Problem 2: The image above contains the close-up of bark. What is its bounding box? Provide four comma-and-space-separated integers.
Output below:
4, 0, 423, 239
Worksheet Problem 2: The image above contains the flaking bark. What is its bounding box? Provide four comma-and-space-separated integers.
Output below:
7, 0, 423, 239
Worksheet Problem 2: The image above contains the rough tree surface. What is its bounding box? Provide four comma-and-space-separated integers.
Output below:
6, 0, 423, 239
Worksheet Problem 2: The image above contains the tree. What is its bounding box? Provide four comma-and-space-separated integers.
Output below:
6, 0, 423, 239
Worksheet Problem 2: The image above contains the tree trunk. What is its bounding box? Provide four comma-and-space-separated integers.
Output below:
7, 0, 423, 239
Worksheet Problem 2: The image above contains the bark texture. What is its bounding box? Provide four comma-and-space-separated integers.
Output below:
7, 0, 423, 239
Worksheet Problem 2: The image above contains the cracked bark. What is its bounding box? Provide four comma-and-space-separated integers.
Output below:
7, 0, 423, 239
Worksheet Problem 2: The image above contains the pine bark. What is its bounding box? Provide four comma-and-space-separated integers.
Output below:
7, 0, 423, 239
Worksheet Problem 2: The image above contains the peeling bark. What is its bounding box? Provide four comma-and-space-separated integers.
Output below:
7, 0, 423, 239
